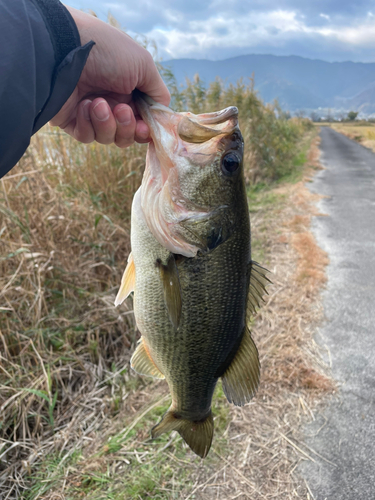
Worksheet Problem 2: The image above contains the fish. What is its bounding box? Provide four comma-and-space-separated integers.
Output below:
115, 92, 270, 458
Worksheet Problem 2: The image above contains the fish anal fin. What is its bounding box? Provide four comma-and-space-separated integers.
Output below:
151, 409, 214, 458
115, 252, 135, 306
130, 339, 165, 379
221, 327, 260, 406
247, 260, 271, 316
156, 254, 182, 329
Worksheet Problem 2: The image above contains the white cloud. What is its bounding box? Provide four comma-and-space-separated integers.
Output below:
144, 9, 375, 60
320, 23, 375, 46
147, 10, 308, 58
66, 0, 375, 62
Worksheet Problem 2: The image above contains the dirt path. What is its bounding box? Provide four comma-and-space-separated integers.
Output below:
300, 127, 375, 499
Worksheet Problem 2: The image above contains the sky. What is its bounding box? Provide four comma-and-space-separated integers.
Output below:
67, 0, 375, 62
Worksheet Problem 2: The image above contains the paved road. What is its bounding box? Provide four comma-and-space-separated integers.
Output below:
300, 127, 375, 499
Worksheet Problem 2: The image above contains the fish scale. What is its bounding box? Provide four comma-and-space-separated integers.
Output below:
115, 94, 270, 458
132, 186, 250, 416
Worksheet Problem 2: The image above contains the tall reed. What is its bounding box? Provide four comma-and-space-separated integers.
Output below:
0, 72, 312, 497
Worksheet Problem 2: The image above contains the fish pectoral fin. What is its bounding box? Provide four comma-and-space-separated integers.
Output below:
247, 261, 272, 316
221, 327, 260, 406
115, 252, 135, 306
156, 254, 182, 329
131, 339, 165, 379
152, 409, 214, 459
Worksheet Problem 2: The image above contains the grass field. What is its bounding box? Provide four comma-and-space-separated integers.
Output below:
0, 88, 332, 499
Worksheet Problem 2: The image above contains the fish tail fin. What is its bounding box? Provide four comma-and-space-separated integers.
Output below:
151, 409, 214, 458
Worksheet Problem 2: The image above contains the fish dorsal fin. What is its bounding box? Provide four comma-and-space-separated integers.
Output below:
115, 252, 135, 306
156, 254, 182, 329
131, 339, 165, 379
221, 326, 260, 406
152, 408, 214, 458
247, 261, 271, 316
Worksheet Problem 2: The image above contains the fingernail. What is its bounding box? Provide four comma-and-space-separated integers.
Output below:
83, 101, 91, 121
93, 100, 110, 121
116, 106, 132, 125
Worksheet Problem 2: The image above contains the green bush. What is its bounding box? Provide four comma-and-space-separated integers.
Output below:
160, 69, 313, 183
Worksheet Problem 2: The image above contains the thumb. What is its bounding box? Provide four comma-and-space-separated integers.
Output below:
136, 53, 171, 107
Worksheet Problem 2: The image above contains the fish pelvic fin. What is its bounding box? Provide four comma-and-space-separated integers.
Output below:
151, 409, 214, 459
131, 339, 165, 379
221, 326, 260, 406
247, 261, 272, 316
115, 252, 135, 306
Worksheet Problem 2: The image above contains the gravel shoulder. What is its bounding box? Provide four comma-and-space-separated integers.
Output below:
300, 127, 375, 499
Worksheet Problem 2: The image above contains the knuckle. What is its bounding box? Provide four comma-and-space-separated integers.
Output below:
116, 123, 135, 140
93, 125, 116, 145
74, 129, 93, 144
80, 137, 94, 144
98, 137, 113, 145
115, 137, 133, 148
144, 51, 154, 66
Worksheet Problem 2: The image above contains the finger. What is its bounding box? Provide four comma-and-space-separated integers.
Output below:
90, 98, 117, 144
124, 102, 151, 143
74, 100, 95, 143
113, 104, 136, 148
134, 119, 151, 144
138, 52, 171, 107
60, 120, 76, 138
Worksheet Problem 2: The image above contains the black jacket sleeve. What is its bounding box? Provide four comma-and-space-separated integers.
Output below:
0, 0, 94, 179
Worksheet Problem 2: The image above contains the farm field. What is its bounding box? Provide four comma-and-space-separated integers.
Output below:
321, 121, 375, 153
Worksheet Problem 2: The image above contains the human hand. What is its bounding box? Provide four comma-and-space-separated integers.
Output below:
50, 6, 170, 147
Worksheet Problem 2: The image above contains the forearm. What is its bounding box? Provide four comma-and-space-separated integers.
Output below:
0, 0, 93, 178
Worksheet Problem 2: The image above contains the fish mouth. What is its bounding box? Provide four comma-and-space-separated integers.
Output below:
134, 90, 239, 184
133, 90, 176, 134
134, 91, 240, 257
134, 90, 238, 145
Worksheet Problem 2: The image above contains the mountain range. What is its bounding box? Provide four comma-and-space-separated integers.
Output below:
162, 54, 375, 115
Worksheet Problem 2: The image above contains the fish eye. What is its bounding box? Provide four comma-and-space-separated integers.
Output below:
221, 152, 241, 176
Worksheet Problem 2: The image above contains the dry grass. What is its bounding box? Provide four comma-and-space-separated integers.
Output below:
0, 129, 146, 498
324, 122, 375, 152
0, 125, 333, 499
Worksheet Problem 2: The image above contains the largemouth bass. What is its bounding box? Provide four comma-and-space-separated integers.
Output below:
115, 93, 269, 458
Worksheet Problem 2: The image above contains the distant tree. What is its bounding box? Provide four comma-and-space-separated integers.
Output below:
280, 110, 291, 120
184, 74, 206, 114
159, 66, 185, 111
310, 111, 320, 122
347, 111, 359, 121
206, 78, 223, 110
232, 79, 246, 110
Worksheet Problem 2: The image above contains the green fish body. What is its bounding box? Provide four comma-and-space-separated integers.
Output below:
116, 95, 269, 458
